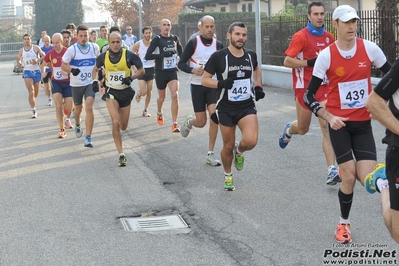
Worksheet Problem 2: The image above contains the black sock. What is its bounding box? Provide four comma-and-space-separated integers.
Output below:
338, 189, 353, 220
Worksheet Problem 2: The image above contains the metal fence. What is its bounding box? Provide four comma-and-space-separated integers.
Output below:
175, 10, 398, 77
0, 42, 23, 54
4, 9, 397, 76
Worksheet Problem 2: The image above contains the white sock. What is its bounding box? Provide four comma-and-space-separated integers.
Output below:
377, 178, 389, 192
208, 151, 214, 155
328, 165, 336, 173
339, 217, 350, 225
286, 125, 292, 137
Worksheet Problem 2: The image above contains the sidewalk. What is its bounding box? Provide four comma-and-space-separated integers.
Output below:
0, 53, 17, 62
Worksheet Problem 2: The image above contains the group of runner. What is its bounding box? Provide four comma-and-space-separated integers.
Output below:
16, 5, 399, 244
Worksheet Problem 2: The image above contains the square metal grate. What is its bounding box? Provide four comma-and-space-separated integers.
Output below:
120, 214, 189, 232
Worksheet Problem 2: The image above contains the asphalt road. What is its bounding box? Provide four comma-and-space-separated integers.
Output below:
0, 60, 397, 266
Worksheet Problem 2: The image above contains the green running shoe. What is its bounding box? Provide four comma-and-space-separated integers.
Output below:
234, 141, 244, 171
224, 173, 235, 191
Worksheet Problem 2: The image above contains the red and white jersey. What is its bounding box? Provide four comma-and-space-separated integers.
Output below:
189, 35, 218, 85
285, 28, 333, 89
313, 38, 387, 121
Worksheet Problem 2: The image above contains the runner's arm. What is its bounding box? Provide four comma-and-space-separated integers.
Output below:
16, 49, 22, 68
202, 71, 218, 89
253, 65, 262, 86
177, 39, 195, 74
132, 42, 139, 54
367, 58, 399, 134
303, 76, 323, 116
144, 37, 161, 60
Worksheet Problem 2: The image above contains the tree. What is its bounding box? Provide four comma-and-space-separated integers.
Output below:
34, 0, 84, 40
96, 0, 184, 28
0, 21, 24, 42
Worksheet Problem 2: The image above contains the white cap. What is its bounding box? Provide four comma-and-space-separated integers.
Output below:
332, 5, 360, 22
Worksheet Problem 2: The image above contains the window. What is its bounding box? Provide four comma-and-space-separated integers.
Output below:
242, 4, 246, 12
221, 6, 226, 12
248, 3, 252, 12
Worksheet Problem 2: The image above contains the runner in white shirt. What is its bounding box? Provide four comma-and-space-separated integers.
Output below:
17, 33, 45, 118
132, 26, 156, 117
61, 25, 100, 148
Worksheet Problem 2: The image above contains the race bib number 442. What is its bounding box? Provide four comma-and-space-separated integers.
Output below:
227, 78, 251, 102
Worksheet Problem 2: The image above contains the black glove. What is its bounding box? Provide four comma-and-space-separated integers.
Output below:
217, 78, 234, 90
307, 57, 317, 67
254, 86, 265, 101
70, 68, 80, 76
161, 51, 174, 58
92, 80, 99, 93
121, 77, 132, 86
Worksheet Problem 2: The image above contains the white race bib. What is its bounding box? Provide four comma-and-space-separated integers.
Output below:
338, 78, 368, 109
53, 67, 68, 80
227, 78, 251, 102
108, 71, 126, 87
24, 59, 33, 66
163, 54, 177, 69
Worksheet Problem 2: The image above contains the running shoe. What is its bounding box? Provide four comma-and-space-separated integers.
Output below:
58, 130, 67, 138
279, 122, 291, 149
84, 136, 93, 148
180, 115, 193, 137
364, 163, 387, 194
75, 125, 83, 138
71, 110, 75, 118
118, 153, 127, 167
64, 118, 73, 129
224, 173, 235, 191
136, 90, 141, 103
31, 109, 37, 118
335, 224, 352, 244
206, 152, 221, 166
157, 113, 164, 125
326, 167, 341, 185
142, 110, 151, 117
47, 98, 52, 106
172, 123, 180, 133
234, 141, 244, 171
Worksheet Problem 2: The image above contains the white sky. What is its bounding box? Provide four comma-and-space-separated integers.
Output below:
83, 0, 111, 23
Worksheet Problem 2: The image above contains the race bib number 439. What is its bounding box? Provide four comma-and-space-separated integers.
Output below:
338, 78, 368, 109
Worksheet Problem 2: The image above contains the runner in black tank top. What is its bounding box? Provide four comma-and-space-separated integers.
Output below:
202, 22, 265, 191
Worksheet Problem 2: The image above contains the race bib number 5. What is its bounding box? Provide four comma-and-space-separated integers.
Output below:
227, 78, 251, 102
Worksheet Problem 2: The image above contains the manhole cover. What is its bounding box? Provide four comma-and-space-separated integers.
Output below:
120, 214, 189, 232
